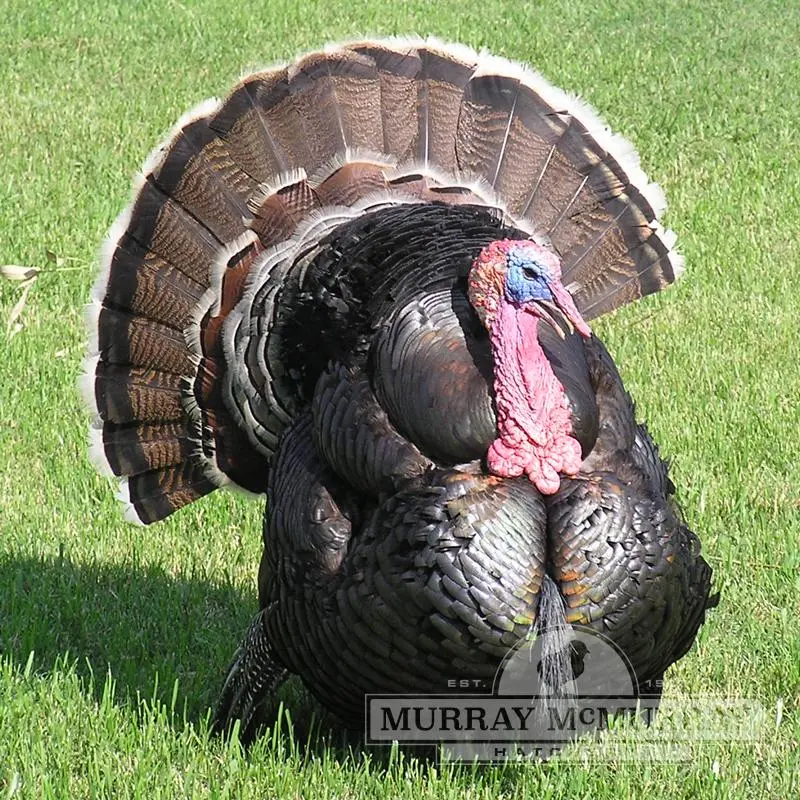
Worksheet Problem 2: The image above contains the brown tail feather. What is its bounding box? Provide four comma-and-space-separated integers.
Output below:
99, 234, 205, 328
123, 463, 217, 525
94, 308, 193, 374
210, 81, 291, 179
350, 42, 422, 162
313, 160, 389, 206
415, 46, 475, 172
559, 195, 650, 282
291, 49, 384, 164
249, 172, 322, 246
146, 109, 255, 243
456, 73, 520, 189
91, 364, 183, 424
126, 180, 222, 284
578, 237, 678, 319
451, 54, 680, 316
99, 421, 190, 475
85, 37, 682, 524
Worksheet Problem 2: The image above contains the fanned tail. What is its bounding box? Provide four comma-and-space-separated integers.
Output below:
84, 37, 682, 523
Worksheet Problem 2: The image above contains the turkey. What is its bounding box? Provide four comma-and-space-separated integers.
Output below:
82, 38, 716, 744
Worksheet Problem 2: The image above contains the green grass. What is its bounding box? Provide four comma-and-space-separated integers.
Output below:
1, 0, 798, 796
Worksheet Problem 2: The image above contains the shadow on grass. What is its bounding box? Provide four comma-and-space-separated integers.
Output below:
0, 552, 444, 767
0, 552, 253, 717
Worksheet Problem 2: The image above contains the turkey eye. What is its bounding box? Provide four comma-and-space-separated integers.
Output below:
522, 266, 538, 280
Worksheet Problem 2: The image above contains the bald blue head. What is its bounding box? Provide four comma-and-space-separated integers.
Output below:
503, 246, 556, 305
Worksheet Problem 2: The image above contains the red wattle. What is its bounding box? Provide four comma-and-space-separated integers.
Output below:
487, 300, 583, 494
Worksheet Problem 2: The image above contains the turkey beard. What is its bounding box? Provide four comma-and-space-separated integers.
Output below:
487, 300, 583, 494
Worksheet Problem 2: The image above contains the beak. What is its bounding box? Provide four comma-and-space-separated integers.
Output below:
530, 300, 569, 339
548, 281, 592, 338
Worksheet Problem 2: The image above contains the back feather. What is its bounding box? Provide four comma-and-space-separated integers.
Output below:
83, 37, 682, 524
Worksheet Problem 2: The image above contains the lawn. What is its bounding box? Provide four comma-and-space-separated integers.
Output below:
0, 0, 798, 796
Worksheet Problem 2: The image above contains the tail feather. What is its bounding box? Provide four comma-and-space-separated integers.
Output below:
98, 233, 205, 328
292, 48, 384, 163
450, 52, 678, 318
92, 364, 184, 424
248, 170, 322, 245
415, 45, 475, 171
559, 195, 651, 280
92, 307, 193, 374
350, 41, 423, 162
145, 103, 255, 243
210, 80, 291, 179
94, 421, 190, 475
580, 243, 680, 320
313, 158, 391, 206
126, 181, 222, 283
521, 115, 606, 230
241, 67, 315, 169
123, 463, 217, 525
456, 72, 521, 190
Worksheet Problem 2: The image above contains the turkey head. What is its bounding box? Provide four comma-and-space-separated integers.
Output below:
468, 240, 592, 494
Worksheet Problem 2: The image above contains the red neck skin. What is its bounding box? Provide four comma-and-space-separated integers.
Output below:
487, 299, 582, 494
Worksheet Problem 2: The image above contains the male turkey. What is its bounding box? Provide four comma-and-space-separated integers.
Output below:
83, 38, 716, 743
